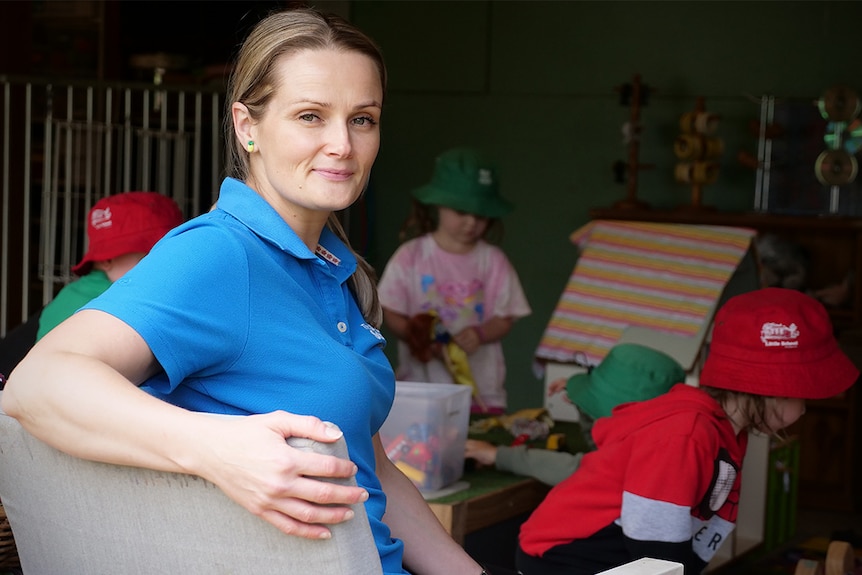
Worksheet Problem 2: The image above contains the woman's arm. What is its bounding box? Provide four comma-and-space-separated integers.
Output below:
375, 434, 483, 575
3, 309, 367, 539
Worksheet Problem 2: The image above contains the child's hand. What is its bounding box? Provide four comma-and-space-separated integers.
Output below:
405, 313, 436, 362
429, 341, 445, 360
453, 327, 481, 355
548, 377, 573, 403
464, 439, 498, 466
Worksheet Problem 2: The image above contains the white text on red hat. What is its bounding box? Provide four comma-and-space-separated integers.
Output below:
760, 322, 799, 348
91, 207, 113, 230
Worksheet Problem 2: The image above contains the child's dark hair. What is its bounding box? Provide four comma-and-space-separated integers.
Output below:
398, 199, 504, 244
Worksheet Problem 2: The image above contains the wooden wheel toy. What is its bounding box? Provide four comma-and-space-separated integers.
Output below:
611, 73, 655, 210
794, 540, 856, 575
825, 540, 854, 575
674, 96, 722, 209
815, 149, 858, 186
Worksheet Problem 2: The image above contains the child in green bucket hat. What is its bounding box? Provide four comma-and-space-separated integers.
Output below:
410, 148, 514, 219
553, 343, 687, 450
377, 147, 531, 413
465, 343, 685, 485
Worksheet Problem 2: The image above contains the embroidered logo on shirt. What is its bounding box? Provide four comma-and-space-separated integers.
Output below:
760, 322, 799, 348
362, 323, 385, 341
315, 244, 341, 266
91, 207, 113, 230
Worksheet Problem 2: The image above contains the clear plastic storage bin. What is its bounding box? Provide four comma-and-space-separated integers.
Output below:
379, 382, 471, 492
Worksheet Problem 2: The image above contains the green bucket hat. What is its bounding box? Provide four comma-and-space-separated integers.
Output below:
566, 343, 686, 420
411, 147, 514, 218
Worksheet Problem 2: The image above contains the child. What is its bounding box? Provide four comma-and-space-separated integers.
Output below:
37, 191, 183, 340
516, 287, 859, 575
465, 343, 685, 485
377, 147, 531, 413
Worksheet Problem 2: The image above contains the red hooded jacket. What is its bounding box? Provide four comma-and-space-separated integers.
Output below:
518, 384, 747, 575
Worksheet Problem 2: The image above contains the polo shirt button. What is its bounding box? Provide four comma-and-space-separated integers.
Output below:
337, 322, 348, 333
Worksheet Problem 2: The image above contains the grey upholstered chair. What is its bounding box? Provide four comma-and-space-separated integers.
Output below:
0, 392, 382, 575
596, 558, 684, 574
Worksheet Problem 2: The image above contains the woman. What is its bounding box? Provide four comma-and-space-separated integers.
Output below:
3, 8, 485, 575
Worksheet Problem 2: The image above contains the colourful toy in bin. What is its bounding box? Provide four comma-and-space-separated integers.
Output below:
384, 425, 440, 475
379, 381, 472, 491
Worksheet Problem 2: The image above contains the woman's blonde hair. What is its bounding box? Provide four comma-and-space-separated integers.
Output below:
224, 7, 387, 326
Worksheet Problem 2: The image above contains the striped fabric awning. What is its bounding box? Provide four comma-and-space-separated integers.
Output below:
534, 220, 757, 368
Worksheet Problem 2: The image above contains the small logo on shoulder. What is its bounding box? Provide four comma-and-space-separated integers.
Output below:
315, 244, 341, 266
362, 323, 385, 341
760, 322, 799, 348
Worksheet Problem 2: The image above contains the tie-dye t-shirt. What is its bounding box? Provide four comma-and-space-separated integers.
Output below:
377, 234, 531, 410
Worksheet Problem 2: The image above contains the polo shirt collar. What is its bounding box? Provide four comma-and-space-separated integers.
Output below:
217, 177, 357, 278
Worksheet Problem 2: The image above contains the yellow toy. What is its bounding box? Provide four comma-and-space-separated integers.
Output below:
468, 407, 554, 435
405, 310, 487, 412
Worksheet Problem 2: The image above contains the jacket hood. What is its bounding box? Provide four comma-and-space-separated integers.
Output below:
590, 383, 742, 454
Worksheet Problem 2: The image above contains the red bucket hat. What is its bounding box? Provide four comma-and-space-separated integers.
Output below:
700, 287, 858, 399
72, 192, 184, 276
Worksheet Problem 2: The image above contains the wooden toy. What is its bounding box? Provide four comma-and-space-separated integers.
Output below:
794, 540, 856, 575
814, 84, 860, 211
612, 73, 655, 210
673, 96, 723, 210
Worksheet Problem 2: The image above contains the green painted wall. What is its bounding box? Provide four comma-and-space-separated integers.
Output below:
349, 0, 862, 410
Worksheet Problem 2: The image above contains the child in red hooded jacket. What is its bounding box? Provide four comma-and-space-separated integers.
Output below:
516, 287, 859, 575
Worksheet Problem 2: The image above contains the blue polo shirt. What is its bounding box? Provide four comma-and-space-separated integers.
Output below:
84, 177, 405, 573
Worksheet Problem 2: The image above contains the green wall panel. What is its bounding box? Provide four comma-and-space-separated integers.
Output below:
489, 1, 861, 97
353, 1, 490, 92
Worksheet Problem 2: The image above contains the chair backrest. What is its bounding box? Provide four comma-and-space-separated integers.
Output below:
0, 311, 40, 381
596, 558, 684, 574
0, 393, 383, 575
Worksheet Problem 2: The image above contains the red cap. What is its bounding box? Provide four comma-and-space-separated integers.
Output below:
700, 287, 859, 399
72, 192, 184, 276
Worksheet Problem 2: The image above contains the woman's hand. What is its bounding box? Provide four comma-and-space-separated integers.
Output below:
199, 411, 369, 539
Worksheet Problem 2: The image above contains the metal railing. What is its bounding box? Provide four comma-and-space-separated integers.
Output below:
0, 76, 226, 336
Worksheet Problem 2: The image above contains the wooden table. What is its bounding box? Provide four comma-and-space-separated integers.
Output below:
425, 469, 550, 545
422, 416, 583, 545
